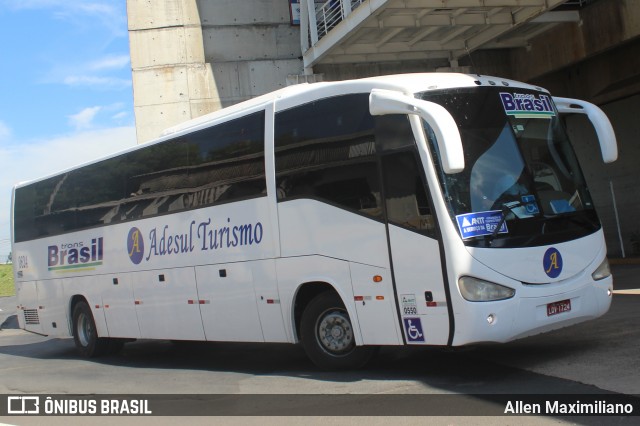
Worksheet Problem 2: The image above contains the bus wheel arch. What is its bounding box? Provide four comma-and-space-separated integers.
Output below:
293, 282, 336, 341
295, 283, 374, 370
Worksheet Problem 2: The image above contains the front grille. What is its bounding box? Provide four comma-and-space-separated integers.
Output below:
23, 309, 40, 325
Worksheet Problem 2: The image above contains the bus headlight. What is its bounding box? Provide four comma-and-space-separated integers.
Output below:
458, 276, 515, 302
591, 258, 611, 281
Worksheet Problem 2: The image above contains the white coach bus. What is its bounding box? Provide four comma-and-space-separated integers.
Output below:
11, 73, 617, 369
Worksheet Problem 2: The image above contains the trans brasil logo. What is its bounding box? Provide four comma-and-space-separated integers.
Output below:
48, 238, 103, 272
499, 92, 555, 119
543, 247, 563, 279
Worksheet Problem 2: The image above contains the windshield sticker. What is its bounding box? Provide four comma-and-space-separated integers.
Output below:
549, 199, 576, 214
500, 197, 539, 219
500, 93, 555, 119
456, 211, 508, 239
521, 195, 540, 216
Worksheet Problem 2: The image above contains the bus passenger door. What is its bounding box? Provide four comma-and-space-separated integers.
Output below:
380, 150, 450, 345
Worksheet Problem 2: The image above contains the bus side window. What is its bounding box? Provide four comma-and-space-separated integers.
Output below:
274, 94, 383, 219
123, 111, 266, 219
382, 151, 436, 237
186, 111, 266, 207
374, 114, 436, 236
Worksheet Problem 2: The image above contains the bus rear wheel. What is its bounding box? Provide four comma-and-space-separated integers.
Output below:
300, 292, 374, 370
72, 301, 111, 357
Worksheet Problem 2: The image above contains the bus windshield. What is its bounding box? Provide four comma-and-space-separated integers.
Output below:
418, 87, 600, 248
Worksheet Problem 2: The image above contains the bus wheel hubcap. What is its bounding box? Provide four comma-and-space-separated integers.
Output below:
317, 310, 353, 354
78, 313, 91, 347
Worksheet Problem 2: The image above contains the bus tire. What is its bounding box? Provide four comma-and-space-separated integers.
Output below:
300, 291, 374, 370
72, 301, 109, 358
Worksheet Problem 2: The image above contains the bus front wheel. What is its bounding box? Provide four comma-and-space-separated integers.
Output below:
72, 301, 110, 357
300, 292, 374, 370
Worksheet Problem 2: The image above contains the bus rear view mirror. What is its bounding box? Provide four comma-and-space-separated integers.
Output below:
553, 97, 618, 164
369, 89, 465, 174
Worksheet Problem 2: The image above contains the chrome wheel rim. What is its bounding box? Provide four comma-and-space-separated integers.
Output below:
77, 312, 92, 347
316, 309, 354, 356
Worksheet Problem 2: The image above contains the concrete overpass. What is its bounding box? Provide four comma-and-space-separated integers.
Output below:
300, 0, 575, 70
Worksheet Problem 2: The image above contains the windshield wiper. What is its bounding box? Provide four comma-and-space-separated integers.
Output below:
488, 201, 523, 243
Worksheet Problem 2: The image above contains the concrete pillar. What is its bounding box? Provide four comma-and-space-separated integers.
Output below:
127, 0, 303, 144
128, 0, 218, 143
196, 0, 302, 106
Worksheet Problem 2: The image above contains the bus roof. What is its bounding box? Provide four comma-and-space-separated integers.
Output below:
160, 73, 547, 136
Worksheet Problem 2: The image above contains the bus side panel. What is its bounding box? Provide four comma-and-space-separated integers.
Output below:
101, 273, 141, 339
195, 262, 264, 342
15, 280, 43, 334
276, 255, 362, 345
278, 199, 389, 268
349, 262, 402, 345
277, 200, 393, 346
252, 259, 288, 342
131, 267, 205, 341
36, 279, 68, 337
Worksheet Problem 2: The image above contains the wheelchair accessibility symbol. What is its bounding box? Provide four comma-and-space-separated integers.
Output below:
403, 317, 425, 343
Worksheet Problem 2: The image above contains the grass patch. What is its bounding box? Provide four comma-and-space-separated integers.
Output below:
0, 264, 15, 297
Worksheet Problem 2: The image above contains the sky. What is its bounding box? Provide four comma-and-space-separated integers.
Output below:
0, 0, 138, 262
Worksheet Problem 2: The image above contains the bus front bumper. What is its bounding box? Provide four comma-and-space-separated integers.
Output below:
451, 276, 612, 346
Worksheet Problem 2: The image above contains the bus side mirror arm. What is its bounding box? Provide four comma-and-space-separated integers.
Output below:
553, 96, 618, 163
369, 89, 465, 174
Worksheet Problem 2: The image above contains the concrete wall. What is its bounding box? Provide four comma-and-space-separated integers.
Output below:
315, 59, 448, 81
529, 37, 640, 106
197, 0, 302, 107
510, 0, 640, 84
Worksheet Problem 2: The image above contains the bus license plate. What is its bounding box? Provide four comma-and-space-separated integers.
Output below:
547, 299, 571, 316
